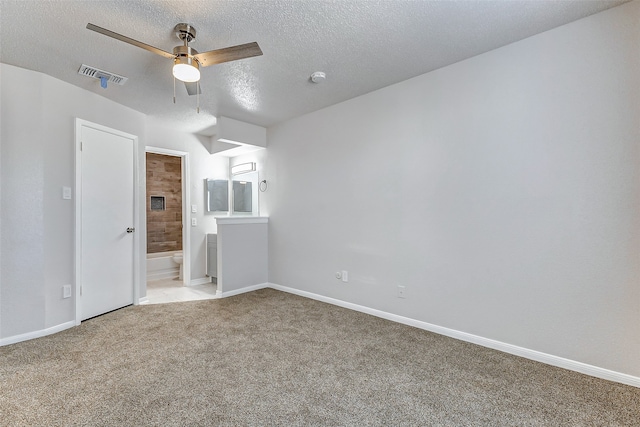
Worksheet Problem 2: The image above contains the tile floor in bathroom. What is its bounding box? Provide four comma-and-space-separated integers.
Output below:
144, 277, 218, 305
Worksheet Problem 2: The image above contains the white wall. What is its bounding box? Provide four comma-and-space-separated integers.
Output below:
144, 118, 229, 283
1, 65, 46, 337
0, 63, 2, 337
264, 2, 640, 378
0, 63, 147, 338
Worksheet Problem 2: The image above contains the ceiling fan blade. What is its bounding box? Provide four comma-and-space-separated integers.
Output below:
184, 81, 202, 96
86, 23, 175, 60
193, 42, 262, 67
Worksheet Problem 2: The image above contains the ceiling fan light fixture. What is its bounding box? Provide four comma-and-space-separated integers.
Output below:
173, 57, 200, 82
86, 22, 263, 101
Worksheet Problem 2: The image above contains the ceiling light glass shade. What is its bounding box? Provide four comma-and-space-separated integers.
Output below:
173, 57, 200, 82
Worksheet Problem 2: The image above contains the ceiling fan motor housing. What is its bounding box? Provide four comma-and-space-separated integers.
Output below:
173, 45, 199, 59
173, 24, 200, 70
173, 45, 200, 67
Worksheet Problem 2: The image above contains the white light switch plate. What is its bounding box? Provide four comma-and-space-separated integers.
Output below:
191, 204, 197, 213
62, 186, 72, 200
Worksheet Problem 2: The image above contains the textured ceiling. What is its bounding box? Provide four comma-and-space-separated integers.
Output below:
0, 0, 629, 134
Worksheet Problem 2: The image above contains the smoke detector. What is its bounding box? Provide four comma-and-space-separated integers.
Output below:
310, 71, 326, 83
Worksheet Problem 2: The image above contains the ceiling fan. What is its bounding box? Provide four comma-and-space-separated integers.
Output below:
86, 23, 262, 108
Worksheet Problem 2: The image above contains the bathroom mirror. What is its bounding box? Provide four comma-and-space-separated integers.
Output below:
233, 180, 252, 212
206, 179, 229, 212
232, 171, 259, 215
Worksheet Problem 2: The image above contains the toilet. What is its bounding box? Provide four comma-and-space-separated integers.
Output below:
172, 251, 184, 280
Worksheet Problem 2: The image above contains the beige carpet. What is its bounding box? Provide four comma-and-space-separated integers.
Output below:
1, 288, 638, 426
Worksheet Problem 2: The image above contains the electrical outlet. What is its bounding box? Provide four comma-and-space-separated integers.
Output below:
397, 285, 406, 299
341, 270, 348, 283
63, 284, 72, 299
191, 218, 197, 226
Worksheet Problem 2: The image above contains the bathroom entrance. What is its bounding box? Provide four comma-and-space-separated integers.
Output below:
145, 148, 189, 286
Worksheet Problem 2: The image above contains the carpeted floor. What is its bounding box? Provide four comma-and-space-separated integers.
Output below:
1, 288, 638, 426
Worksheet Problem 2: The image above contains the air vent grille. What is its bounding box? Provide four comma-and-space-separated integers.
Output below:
78, 64, 128, 85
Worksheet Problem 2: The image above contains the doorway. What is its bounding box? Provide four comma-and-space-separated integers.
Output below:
145, 147, 190, 286
75, 119, 139, 323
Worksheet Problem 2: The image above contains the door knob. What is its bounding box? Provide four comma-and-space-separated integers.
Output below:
126, 227, 135, 233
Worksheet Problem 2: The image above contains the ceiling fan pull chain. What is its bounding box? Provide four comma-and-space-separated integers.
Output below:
197, 81, 200, 114
173, 76, 176, 104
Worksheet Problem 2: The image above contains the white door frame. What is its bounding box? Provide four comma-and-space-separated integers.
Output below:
145, 146, 191, 286
75, 118, 140, 325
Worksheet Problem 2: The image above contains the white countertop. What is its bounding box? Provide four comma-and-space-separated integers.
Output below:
215, 216, 269, 225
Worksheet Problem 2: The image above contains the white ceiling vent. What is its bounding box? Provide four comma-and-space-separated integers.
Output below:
78, 64, 128, 85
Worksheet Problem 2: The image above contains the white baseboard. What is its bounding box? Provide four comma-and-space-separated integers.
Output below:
5, 283, 638, 389
138, 296, 150, 305
189, 277, 213, 286
268, 283, 640, 389
0, 321, 76, 347
220, 282, 269, 298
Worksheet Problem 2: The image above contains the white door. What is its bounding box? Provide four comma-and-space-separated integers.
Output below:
79, 123, 136, 320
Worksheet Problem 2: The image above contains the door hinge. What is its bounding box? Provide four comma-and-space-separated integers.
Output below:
80, 141, 83, 151
80, 284, 83, 296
